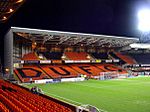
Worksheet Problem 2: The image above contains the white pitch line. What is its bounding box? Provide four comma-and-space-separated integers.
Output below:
44, 91, 83, 105
24, 84, 83, 105
44, 91, 107, 112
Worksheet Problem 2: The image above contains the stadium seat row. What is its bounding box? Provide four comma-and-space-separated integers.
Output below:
0, 80, 74, 112
22, 52, 136, 64
14, 64, 127, 82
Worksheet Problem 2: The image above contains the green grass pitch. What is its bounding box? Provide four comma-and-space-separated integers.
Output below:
25, 77, 150, 112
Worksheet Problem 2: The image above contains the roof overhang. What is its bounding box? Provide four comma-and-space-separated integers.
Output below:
11, 27, 139, 48
130, 43, 150, 49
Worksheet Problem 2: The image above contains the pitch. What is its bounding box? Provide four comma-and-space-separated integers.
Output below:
26, 77, 150, 112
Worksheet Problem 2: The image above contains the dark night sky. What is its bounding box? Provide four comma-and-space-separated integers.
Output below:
0, 0, 150, 63
2, 0, 150, 36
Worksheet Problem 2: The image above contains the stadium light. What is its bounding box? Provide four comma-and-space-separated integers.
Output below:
9, 8, 13, 12
16, 0, 24, 3
130, 43, 150, 49
138, 9, 150, 32
2, 16, 7, 20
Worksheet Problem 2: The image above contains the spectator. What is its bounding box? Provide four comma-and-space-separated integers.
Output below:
31, 86, 38, 94
31, 86, 44, 94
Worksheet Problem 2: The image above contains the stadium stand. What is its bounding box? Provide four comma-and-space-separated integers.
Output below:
14, 66, 50, 82
40, 65, 78, 78
22, 52, 39, 60
95, 64, 127, 74
64, 52, 89, 60
109, 52, 126, 64
69, 64, 107, 76
14, 63, 127, 82
0, 101, 10, 112
68, 64, 128, 79
12, 50, 130, 83
114, 52, 136, 64
0, 80, 76, 112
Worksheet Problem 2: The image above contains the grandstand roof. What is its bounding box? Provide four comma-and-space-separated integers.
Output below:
11, 27, 139, 48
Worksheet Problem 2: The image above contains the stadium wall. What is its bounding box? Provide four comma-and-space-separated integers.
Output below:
4, 29, 13, 76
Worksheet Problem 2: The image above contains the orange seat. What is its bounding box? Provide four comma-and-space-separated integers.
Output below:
65, 52, 89, 60
0, 80, 73, 112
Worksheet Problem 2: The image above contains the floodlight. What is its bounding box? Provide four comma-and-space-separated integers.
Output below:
138, 9, 150, 32
3, 16, 7, 20
9, 9, 13, 12
130, 43, 150, 49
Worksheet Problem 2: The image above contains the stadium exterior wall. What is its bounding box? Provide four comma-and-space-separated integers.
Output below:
4, 29, 13, 77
